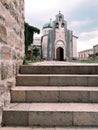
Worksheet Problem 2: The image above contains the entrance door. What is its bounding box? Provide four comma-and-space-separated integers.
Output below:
56, 47, 64, 61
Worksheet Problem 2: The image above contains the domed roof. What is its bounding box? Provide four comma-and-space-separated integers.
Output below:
43, 22, 54, 29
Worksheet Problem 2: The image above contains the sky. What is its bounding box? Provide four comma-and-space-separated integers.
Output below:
24, 0, 98, 52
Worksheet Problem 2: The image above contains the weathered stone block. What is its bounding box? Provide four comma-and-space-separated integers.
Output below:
16, 75, 49, 86
1, 0, 10, 9
73, 112, 98, 126
0, 23, 7, 44
7, 63, 13, 78
26, 90, 59, 103
1, 0, 10, 5
0, 85, 5, 107
13, 23, 20, 36
1, 63, 7, 80
2, 111, 28, 126
12, 50, 17, 60
0, 62, 1, 80
13, 0, 19, 10
0, 106, 3, 126
19, 40, 24, 52
0, 14, 5, 24
13, 62, 18, 75
0, 46, 11, 59
9, 1, 19, 24
4, 12, 14, 29
16, 51, 21, 60
87, 76, 98, 86
29, 111, 72, 126
11, 90, 25, 103
0, 83, 11, 108
3, 90, 10, 107
59, 91, 89, 103
89, 91, 98, 103
1, 62, 13, 80
50, 76, 88, 86
7, 31, 16, 47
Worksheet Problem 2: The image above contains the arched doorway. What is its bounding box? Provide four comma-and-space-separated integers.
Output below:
56, 47, 64, 61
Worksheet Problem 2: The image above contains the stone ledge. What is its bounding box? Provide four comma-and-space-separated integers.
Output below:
19, 64, 98, 74
1, 127, 98, 130
11, 86, 98, 103
3, 103, 98, 126
16, 74, 98, 86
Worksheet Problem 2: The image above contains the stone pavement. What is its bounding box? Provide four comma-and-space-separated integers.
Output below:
2, 61, 98, 129
30, 61, 98, 66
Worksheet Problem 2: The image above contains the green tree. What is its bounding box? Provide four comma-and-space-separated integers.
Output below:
24, 22, 40, 56
32, 46, 40, 60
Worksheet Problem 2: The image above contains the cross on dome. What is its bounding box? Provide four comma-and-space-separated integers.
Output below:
50, 18, 52, 23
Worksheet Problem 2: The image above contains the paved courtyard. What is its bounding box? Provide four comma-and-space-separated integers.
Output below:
30, 61, 98, 66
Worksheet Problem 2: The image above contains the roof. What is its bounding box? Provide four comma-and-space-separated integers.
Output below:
78, 48, 93, 53
43, 22, 54, 29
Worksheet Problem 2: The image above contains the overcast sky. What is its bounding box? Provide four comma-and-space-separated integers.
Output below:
24, 0, 98, 52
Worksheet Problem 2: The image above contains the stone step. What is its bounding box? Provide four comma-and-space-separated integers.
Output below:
11, 87, 98, 103
16, 74, 98, 86
1, 127, 98, 130
2, 103, 98, 127
19, 65, 98, 74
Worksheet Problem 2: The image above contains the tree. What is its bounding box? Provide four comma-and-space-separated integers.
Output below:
32, 46, 40, 60
24, 22, 40, 56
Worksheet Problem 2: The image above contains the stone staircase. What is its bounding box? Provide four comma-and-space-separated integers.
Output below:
2, 64, 98, 129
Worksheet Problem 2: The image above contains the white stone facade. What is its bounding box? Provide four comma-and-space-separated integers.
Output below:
78, 44, 98, 60
41, 12, 78, 61
73, 36, 78, 58
93, 44, 98, 55
78, 49, 93, 60
33, 38, 41, 46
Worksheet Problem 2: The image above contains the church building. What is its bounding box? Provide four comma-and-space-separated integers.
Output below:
41, 12, 78, 61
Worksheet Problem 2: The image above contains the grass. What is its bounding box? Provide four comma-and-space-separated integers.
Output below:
76, 60, 98, 63
23, 60, 34, 65
23, 59, 42, 65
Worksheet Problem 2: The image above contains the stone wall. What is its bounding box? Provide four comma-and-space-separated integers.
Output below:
0, 0, 24, 126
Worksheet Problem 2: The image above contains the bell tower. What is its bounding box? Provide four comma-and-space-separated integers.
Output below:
54, 11, 67, 30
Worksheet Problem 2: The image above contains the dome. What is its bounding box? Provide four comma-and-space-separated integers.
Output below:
43, 22, 54, 29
